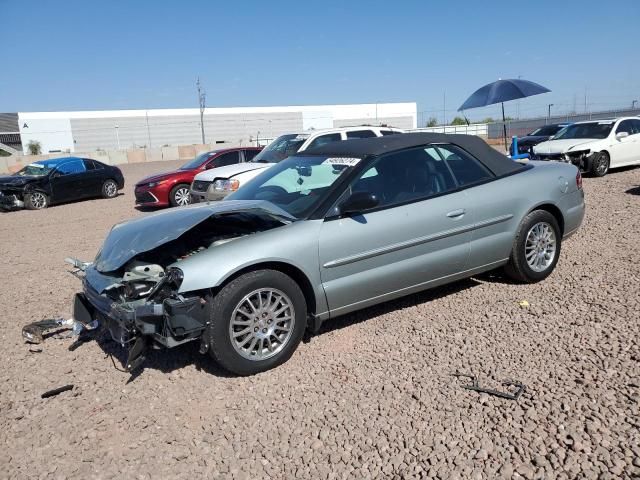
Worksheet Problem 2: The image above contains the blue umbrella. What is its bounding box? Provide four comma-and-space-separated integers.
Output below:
458, 78, 551, 150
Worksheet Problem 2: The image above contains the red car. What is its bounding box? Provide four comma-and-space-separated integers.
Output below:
134, 147, 262, 207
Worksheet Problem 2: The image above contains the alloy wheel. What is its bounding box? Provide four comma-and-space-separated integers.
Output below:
595, 154, 609, 176
30, 192, 47, 209
105, 181, 117, 197
524, 222, 557, 272
174, 187, 191, 206
229, 288, 295, 361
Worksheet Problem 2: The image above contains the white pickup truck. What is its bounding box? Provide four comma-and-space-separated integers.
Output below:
190, 126, 402, 202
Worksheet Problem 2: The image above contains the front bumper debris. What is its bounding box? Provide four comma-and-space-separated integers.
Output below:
0, 191, 24, 211
79, 278, 210, 371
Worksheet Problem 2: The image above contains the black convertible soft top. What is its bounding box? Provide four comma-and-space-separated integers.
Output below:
302, 132, 523, 176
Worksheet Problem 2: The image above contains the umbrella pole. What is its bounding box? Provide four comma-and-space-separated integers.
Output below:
501, 102, 508, 153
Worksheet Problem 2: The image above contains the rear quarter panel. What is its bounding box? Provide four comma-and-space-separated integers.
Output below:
466, 161, 582, 267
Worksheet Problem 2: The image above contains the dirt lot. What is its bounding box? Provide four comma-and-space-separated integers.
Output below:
1, 160, 639, 479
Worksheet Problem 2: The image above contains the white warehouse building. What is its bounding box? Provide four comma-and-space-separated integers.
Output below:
17, 103, 417, 154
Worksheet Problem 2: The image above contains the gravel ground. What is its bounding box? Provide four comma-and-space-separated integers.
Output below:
1, 160, 639, 479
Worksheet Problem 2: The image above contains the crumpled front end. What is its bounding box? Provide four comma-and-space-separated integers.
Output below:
71, 202, 292, 370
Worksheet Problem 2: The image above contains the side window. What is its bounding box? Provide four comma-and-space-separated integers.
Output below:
306, 133, 342, 150
380, 130, 401, 136
349, 146, 457, 209
83, 159, 103, 170
243, 149, 260, 162
56, 160, 86, 175
631, 119, 640, 135
211, 151, 240, 167
435, 144, 493, 187
346, 130, 377, 139
616, 120, 634, 135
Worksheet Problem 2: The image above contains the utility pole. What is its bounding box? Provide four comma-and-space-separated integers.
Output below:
547, 104, 554, 122
114, 125, 120, 149
443, 91, 446, 126
632, 100, 638, 110
197, 77, 206, 144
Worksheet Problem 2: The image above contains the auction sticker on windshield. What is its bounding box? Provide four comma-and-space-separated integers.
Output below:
322, 157, 361, 166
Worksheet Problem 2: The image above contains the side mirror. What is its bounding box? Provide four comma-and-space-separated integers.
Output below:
340, 191, 379, 215
205, 162, 217, 170
548, 135, 555, 140
616, 131, 629, 140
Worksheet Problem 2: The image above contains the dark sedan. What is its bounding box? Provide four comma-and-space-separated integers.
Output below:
0, 157, 124, 210
510, 123, 571, 156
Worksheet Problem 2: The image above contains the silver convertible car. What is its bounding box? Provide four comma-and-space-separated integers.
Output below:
71, 133, 585, 375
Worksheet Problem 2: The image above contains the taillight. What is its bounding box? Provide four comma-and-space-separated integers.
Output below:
576, 171, 582, 190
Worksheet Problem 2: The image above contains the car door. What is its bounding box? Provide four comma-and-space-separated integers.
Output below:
82, 159, 104, 196
609, 120, 636, 166
49, 159, 89, 203
436, 144, 522, 268
318, 145, 473, 317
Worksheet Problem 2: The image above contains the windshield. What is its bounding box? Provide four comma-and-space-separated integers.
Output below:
553, 122, 613, 140
15, 163, 54, 177
528, 125, 565, 137
227, 155, 360, 217
179, 152, 210, 170
251, 134, 308, 163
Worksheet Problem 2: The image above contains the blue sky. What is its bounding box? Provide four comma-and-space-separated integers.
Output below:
1, 0, 638, 124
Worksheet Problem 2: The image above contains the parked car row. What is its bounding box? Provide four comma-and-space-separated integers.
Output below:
3, 116, 637, 212
68, 132, 585, 375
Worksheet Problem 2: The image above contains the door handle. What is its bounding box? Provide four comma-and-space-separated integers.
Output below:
446, 209, 466, 218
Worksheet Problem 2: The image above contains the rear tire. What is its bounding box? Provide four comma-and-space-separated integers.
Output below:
207, 269, 307, 376
504, 210, 562, 283
102, 179, 118, 198
24, 192, 49, 210
590, 151, 609, 177
169, 184, 191, 207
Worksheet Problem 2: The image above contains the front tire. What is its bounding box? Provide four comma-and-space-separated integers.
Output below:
207, 269, 307, 376
590, 151, 610, 177
102, 179, 118, 198
504, 210, 562, 283
169, 184, 191, 207
24, 192, 49, 210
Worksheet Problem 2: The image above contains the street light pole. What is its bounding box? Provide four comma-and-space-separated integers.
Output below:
547, 104, 554, 122
196, 77, 206, 144
632, 100, 638, 110
114, 125, 120, 149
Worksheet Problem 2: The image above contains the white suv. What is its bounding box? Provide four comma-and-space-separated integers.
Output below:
532, 117, 640, 177
190, 126, 403, 202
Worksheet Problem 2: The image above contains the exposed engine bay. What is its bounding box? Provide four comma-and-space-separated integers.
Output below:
68, 209, 290, 371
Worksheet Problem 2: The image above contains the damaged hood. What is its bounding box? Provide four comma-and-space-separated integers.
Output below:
0, 175, 39, 187
94, 200, 295, 273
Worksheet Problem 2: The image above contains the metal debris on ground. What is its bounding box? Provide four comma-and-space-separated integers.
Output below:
41, 384, 74, 399
452, 372, 526, 400
22, 318, 74, 344
22, 317, 99, 345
